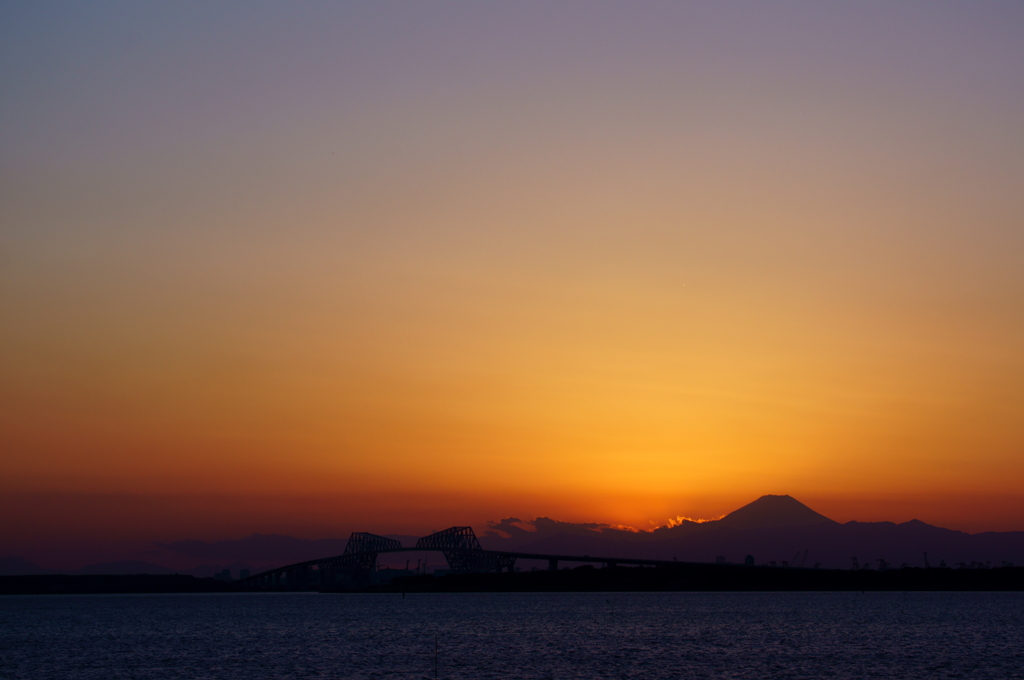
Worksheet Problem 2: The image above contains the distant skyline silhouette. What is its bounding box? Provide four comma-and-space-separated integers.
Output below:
4, 495, 1022, 575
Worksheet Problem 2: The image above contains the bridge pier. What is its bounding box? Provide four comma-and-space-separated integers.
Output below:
290, 566, 311, 591
548, 558, 558, 571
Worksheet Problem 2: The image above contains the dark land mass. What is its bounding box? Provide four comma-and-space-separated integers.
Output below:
0, 574, 234, 595
5, 566, 1023, 595
5, 495, 1021, 579
0, 557, 273, 579
156, 533, 419, 565
479, 496, 1024, 570
72, 560, 181, 575
159, 534, 350, 563
0, 555, 47, 575
374, 564, 1024, 593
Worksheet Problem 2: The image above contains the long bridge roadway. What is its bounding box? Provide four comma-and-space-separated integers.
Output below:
237, 526, 690, 590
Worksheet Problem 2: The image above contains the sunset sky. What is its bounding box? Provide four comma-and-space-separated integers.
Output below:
3, 2, 1024, 566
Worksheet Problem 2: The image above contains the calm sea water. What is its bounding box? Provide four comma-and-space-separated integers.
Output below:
2, 591, 1022, 679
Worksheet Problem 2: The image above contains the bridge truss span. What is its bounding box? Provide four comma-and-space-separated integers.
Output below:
319, 532, 402, 576
416, 527, 515, 574
236, 525, 695, 591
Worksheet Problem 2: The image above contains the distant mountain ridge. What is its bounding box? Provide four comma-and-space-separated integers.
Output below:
713, 494, 836, 530
478, 495, 1024, 569
157, 534, 350, 562
0, 557, 276, 578
5, 496, 1021, 573
73, 561, 181, 576
0, 555, 48, 576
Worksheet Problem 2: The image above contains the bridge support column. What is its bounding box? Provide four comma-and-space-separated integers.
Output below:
289, 567, 308, 591
548, 559, 558, 571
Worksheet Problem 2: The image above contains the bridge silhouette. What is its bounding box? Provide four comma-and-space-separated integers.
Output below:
237, 526, 686, 590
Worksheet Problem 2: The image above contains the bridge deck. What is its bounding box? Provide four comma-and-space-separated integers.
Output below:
236, 547, 695, 585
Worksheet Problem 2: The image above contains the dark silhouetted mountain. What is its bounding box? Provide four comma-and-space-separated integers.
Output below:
158, 533, 420, 566
479, 496, 1024, 569
0, 556, 48, 575
73, 561, 181, 575
714, 494, 837, 530
70, 560, 278, 578
139, 496, 1023, 572
159, 534, 349, 563
183, 562, 274, 579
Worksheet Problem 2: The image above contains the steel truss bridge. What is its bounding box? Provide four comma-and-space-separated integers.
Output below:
236, 526, 685, 590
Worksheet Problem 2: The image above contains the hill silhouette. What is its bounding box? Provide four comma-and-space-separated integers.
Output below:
73, 560, 180, 576
158, 534, 350, 563
714, 494, 837, 530
0, 556, 47, 576
479, 496, 1024, 569
6, 496, 1022, 574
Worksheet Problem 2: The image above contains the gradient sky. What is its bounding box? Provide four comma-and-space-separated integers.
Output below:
3, 2, 1024, 564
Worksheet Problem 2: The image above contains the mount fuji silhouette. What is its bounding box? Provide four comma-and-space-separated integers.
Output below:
713, 495, 836, 530
480, 495, 1024, 569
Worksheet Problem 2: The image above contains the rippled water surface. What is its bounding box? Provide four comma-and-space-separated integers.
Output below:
2, 591, 1023, 679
